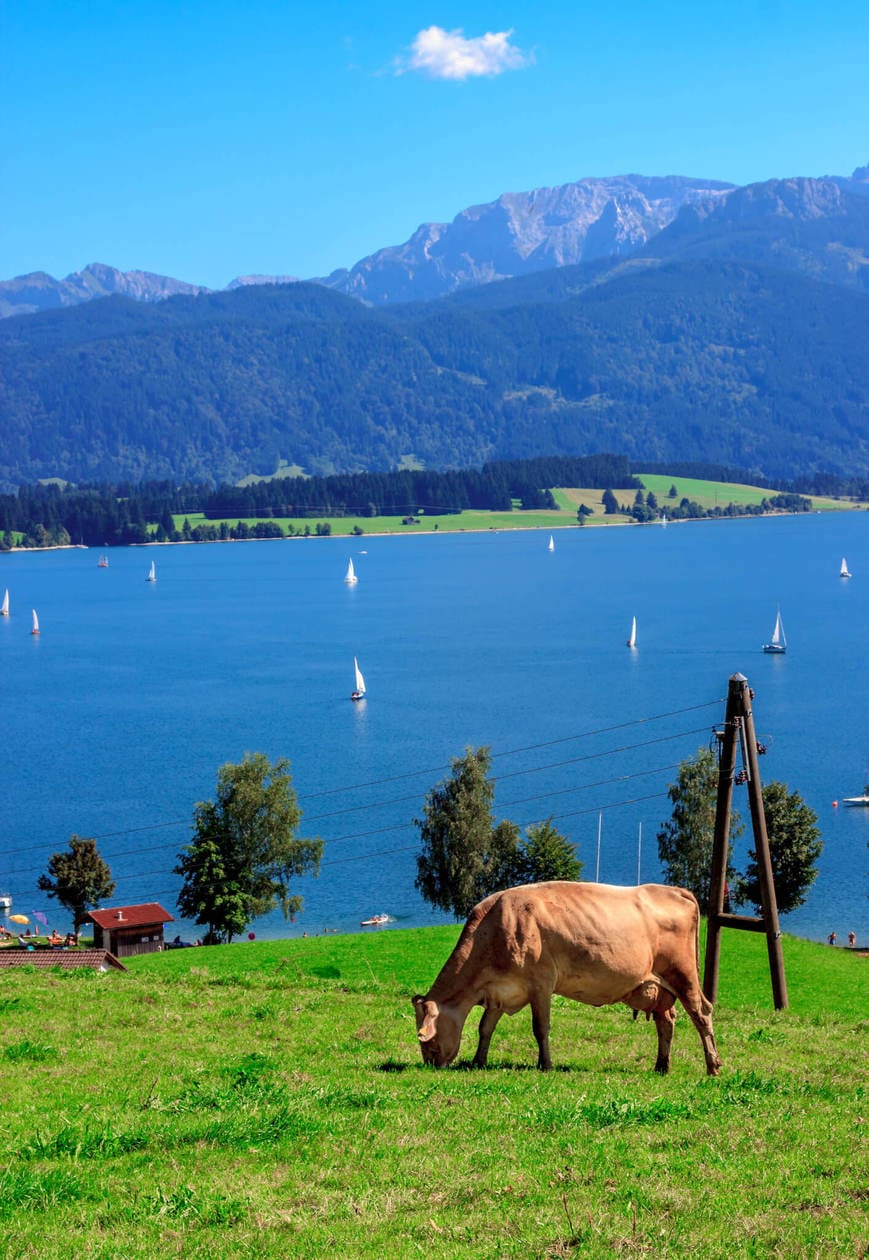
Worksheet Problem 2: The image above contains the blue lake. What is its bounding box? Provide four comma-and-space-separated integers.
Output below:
2, 512, 867, 946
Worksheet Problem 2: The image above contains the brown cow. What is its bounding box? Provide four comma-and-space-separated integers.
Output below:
412, 881, 721, 1075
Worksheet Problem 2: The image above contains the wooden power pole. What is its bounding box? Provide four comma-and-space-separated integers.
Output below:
704, 673, 788, 1009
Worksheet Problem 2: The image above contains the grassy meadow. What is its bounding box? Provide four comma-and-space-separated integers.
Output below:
173, 476, 868, 541
1, 925, 866, 1259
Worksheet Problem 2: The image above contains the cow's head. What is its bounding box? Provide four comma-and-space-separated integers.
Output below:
412, 994, 461, 1066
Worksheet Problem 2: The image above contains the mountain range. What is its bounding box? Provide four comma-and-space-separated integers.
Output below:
1, 166, 869, 489
4, 166, 865, 318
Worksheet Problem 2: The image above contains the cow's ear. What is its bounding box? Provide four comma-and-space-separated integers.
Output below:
416, 999, 439, 1043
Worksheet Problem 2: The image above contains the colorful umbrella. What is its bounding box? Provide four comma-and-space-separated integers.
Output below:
8, 913, 29, 924
31, 910, 49, 926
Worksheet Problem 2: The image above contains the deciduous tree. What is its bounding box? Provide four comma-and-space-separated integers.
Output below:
37, 834, 116, 936
175, 753, 322, 943
415, 747, 520, 919
657, 748, 742, 912
734, 781, 822, 916
510, 818, 582, 884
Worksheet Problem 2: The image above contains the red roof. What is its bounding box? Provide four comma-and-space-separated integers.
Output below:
0, 948, 126, 971
87, 903, 174, 929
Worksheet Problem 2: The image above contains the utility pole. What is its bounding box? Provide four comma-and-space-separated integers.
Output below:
704, 673, 788, 1009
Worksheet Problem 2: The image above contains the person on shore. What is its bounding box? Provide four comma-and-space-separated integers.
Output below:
847, 930, 856, 947
827, 931, 837, 945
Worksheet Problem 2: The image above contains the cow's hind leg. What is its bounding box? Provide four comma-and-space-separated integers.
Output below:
624, 980, 677, 1073
663, 971, 722, 1077
473, 1006, 502, 1068
652, 1006, 676, 1074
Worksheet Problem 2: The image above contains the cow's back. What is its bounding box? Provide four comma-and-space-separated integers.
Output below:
454, 882, 700, 1009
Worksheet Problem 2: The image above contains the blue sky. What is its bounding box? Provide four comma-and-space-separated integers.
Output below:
4, 0, 868, 288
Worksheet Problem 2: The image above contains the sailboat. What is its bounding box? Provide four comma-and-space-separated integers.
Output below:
351, 656, 366, 701
842, 759, 869, 806
31, 609, 40, 636
98, 555, 109, 568
146, 561, 156, 583
1, 588, 8, 616
840, 556, 851, 579
762, 608, 787, 654
344, 558, 358, 585
626, 616, 637, 648
547, 535, 555, 552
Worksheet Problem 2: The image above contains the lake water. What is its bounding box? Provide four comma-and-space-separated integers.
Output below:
1, 512, 867, 947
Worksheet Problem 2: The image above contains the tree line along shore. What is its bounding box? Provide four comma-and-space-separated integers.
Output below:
2, 453, 865, 551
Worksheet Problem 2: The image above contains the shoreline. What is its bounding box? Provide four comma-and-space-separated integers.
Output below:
2, 505, 850, 554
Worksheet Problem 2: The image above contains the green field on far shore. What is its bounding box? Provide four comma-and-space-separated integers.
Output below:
173, 475, 867, 540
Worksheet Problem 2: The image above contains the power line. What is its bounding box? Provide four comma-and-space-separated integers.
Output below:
1, 742, 697, 880
1, 704, 720, 863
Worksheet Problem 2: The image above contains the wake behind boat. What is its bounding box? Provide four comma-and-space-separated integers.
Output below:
763, 607, 787, 654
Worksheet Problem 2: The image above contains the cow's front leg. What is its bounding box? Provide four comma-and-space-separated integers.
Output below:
530, 995, 553, 1070
473, 1006, 502, 1067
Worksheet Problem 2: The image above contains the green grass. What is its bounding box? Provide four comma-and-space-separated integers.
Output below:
0, 926, 866, 1258
638, 474, 868, 513
174, 507, 573, 537
170, 478, 868, 542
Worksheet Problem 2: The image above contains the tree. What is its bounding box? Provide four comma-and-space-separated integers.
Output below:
175, 753, 323, 943
415, 747, 520, 919
37, 834, 116, 936
657, 748, 742, 912
602, 488, 619, 515
733, 781, 822, 916
510, 818, 582, 885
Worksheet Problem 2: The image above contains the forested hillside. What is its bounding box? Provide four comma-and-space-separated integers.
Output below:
2, 259, 869, 487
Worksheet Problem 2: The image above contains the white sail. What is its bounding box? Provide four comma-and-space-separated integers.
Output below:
626, 616, 637, 648
764, 608, 787, 652
353, 656, 366, 695
31, 609, 39, 635
840, 556, 851, 578
547, 535, 555, 552
0, 588, 8, 616
344, 558, 358, 584
146, 561, 156, 582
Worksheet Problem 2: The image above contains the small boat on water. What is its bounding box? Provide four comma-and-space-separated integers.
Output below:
1, 588, 8, 616
351, 656, 366, 702
547, 535, 555, 552
840, 556, 852, 579
146, 561, 156, 583
842, 791, 869, 806
762, 608, 787, 654
626, 616, 637, 648
31, 609, 40, 636
360, 913, 389, 926
0, 892, 11, 910
98, 555, 109, 568
344, 557, 358, 585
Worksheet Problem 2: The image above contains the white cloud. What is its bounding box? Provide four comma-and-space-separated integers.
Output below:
398, 25, 532, 80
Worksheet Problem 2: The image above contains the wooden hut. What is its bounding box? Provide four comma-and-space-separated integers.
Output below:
87, 903, 174, 958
